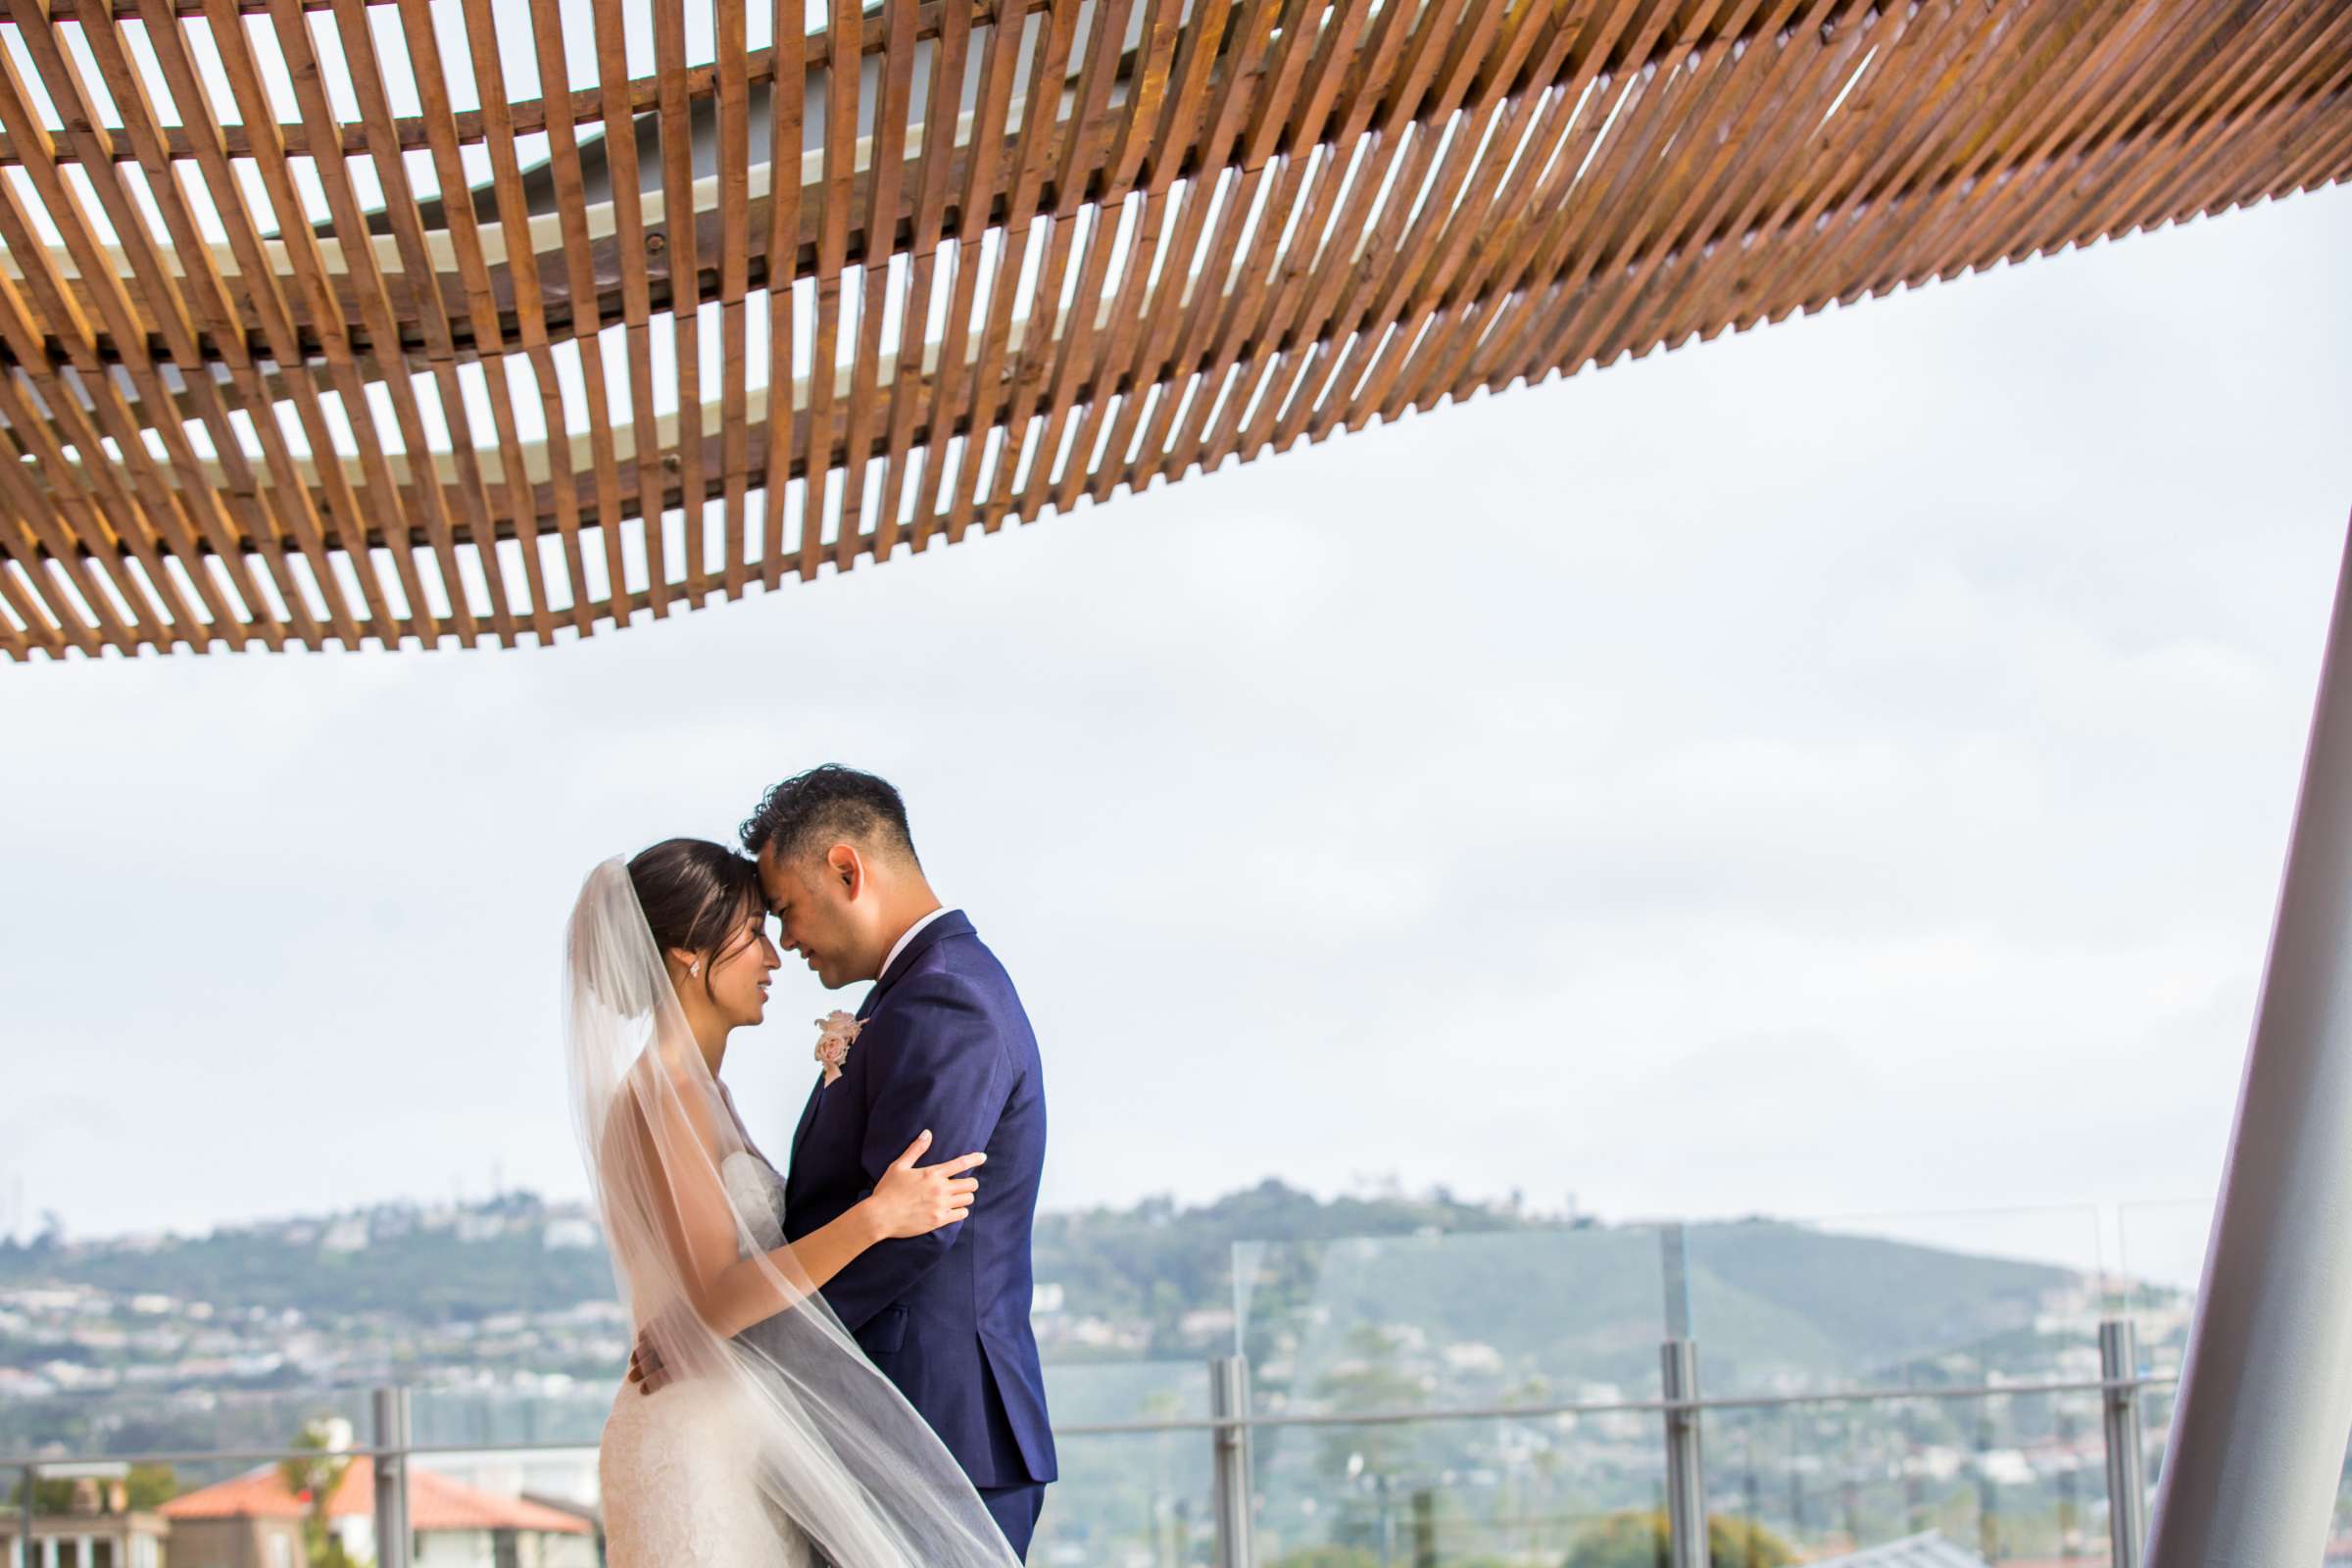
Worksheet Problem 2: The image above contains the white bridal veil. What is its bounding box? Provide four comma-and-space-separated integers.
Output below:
564, 858, 1020, 1566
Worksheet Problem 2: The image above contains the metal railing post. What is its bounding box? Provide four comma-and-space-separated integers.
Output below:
15, 1465, 32, 1568
1662, 1339, 1707, 1568
1976, 1400, 1999, 1562
2100, 1319, 2147, 1568
1208, 1355, 1255, 1568
371, 1386, 412, 1568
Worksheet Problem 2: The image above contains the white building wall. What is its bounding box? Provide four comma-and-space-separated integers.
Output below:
416, 1529, 495, 1568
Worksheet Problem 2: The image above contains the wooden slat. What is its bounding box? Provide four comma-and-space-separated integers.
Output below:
1082, 0, 1280, 502
805, 0, 863, 577
0, 63, 206, 650
133, 0, 366, 646
76, 3, 325, 647
461, 0, 594, 637
210, 0, 437, 645
989, 0, 1135, 529
714, 0, 756, 604
946, 0, 1084, 544
836, 0, 922, 566
269, 0, 469, 647
4, 0, 1054, 166
1, 0, 2344, 656
0, 520, 65, 658
874, 0, 975, 558
760, 0, 808, 589
0, 373, 128, 653
907, 0, 1027, 549
3, 0, 263, 650
526, 0, 635, 627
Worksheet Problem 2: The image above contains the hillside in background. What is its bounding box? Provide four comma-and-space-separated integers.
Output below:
0, 1181, 2150, 1460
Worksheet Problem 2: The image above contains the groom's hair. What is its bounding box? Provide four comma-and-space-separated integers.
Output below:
741, 765, 920, 868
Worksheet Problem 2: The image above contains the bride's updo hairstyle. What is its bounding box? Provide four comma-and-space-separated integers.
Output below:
626, 838, 764, 999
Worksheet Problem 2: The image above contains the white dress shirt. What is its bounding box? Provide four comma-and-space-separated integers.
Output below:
879, 906, 952, 983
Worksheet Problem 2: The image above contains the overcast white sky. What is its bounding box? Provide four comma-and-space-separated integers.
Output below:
5, 183, 2347, 1291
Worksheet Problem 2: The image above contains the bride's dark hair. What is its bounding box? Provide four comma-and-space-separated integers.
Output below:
626, 838, 763, 994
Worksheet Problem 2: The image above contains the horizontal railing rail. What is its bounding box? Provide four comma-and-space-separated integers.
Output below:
0, 1368, 2180, 1467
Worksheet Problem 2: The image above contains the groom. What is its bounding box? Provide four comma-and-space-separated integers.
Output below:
747, 764, 1056, 1555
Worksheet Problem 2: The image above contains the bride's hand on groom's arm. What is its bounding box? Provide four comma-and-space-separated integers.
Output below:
627, 1131, 981, 1392
862, 1129, 986, 1241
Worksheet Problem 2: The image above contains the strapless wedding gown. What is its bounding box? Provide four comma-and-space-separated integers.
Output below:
600, 1152, 814, 1567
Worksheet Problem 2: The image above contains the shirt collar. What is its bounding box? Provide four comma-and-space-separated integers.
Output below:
878, 906, 951, 984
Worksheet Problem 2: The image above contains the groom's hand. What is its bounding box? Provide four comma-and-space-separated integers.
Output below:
626, 1329, 671, 1396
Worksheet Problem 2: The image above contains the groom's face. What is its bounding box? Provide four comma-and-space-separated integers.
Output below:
759, 844, 879, 990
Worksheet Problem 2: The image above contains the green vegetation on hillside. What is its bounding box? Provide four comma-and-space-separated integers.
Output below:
1563, 1510, 1796, 1568
0, 1194, 612, 1324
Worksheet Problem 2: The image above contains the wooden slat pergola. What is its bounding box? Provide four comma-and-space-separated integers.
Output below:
0, 0, 2343, 658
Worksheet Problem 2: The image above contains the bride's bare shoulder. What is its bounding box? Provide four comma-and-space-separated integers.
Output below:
597, 1044, 724, 1168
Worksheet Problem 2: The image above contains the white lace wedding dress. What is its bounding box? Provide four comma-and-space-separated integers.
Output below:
599, 1150, 814, 1567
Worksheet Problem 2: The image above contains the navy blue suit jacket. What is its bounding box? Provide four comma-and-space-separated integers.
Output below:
783, 910, 1057, 1490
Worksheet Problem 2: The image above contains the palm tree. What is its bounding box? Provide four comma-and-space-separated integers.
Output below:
277, 1421, 368, 1568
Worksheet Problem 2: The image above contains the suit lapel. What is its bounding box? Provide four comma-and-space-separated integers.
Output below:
787, 1074, 825, 1168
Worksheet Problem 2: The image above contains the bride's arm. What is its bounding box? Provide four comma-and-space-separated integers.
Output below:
631, 1054, 981, 1341
692, 1137, 981, 1340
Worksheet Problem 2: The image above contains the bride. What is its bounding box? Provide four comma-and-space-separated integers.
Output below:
567, 839, 1021, 1566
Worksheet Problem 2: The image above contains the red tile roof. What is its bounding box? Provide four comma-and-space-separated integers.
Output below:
336, 1466, 590, 1536
161, 1464, 589, 1536
158, 1469, 305, 1522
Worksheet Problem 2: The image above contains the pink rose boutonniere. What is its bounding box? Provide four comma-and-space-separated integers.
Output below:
814, 1010, 862, 1085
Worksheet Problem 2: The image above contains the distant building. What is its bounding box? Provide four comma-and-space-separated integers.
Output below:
162, 1460, 594, 1568
318, 1218, 370, 1253
1439, 1341, 1503, 1375
156, 1475, 306, 1568
0, 1368, 55, 1398
0, 1463, 170, 1568
539, 1219, 598, 1251
1178, 1307, 1236, 1343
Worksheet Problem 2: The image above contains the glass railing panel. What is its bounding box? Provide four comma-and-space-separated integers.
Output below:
1682, 1206, 2109, 1396
0, 1387, 385, 1488
1703, 1387, 2111, 1565
1232, 1224, 1674, 1423
2117, 1200, 2208, 1380
2137, 1375, 2175, 1547
409, 1382, 617, 1448
1043, 1357, 1213, 1429
1035, 1359, 1213, 1560
1252, 1409, 1670, 1566
2119, 1198, 2203, 1546
1033, 1428, 1212, 1568
403, 1384, 609, 1527
1230, 1225, 1672, 1567
2337, 1429, 2352, 1561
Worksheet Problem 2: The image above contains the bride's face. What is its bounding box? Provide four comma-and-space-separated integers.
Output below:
702, 907, 783, 1028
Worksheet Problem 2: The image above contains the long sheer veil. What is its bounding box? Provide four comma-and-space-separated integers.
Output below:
564, 858, 1021, 1566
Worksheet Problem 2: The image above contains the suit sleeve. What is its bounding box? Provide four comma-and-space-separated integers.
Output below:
816, 971, 1011, 1332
